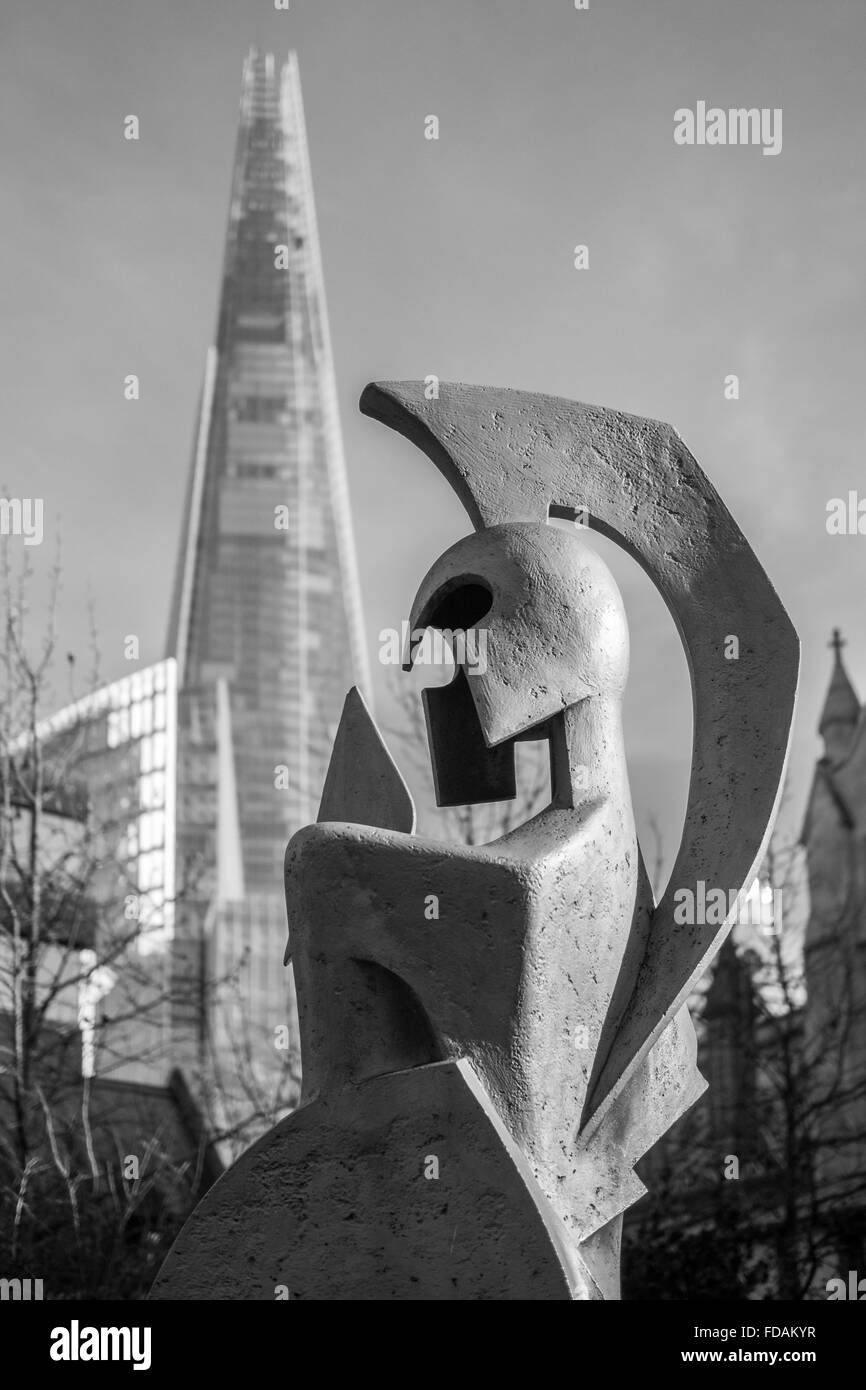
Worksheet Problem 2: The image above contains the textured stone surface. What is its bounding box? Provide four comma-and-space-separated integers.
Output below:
152, 381, 798, 1302
317, 686, 415, 834
152, 1059, 594, 1300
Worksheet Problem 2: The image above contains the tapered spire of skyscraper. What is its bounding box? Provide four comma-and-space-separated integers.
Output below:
167, 49, 369, 894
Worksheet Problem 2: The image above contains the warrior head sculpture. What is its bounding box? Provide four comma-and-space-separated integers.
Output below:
152, 382, 798, 1302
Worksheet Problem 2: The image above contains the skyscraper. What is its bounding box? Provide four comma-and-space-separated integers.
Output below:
165, 50, 369, 1120
169, 47, 367, 875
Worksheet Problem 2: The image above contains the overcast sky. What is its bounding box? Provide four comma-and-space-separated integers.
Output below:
1, 0, 864, 877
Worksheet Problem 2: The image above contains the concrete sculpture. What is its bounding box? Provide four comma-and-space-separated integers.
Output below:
152, 382, 799, 1300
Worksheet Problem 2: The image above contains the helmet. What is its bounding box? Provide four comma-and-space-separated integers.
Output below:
406, 522, 629, 805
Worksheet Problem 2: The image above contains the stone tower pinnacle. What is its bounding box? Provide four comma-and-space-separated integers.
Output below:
819, 628, 860, 764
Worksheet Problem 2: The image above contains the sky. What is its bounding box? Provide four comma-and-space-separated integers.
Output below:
1, 0, 864, 880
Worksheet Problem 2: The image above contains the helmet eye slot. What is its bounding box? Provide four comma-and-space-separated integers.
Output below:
426, 580, 492, 632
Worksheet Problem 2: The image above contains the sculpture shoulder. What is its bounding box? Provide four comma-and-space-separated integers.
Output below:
285, 819, 534, 895
493, 796, 618, 873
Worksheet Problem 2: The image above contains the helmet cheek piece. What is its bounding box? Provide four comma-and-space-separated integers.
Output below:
406, 577, 520, 809
424, 669, 517, 808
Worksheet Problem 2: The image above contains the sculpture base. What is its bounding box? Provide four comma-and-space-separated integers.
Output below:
151, 1059, 605, 1301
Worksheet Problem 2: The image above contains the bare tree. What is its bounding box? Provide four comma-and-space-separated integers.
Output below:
624, 815, 866, 1301
0, 562, 297, 1294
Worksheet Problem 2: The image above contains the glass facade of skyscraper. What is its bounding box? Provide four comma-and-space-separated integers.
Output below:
13, 661, 179, 1087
